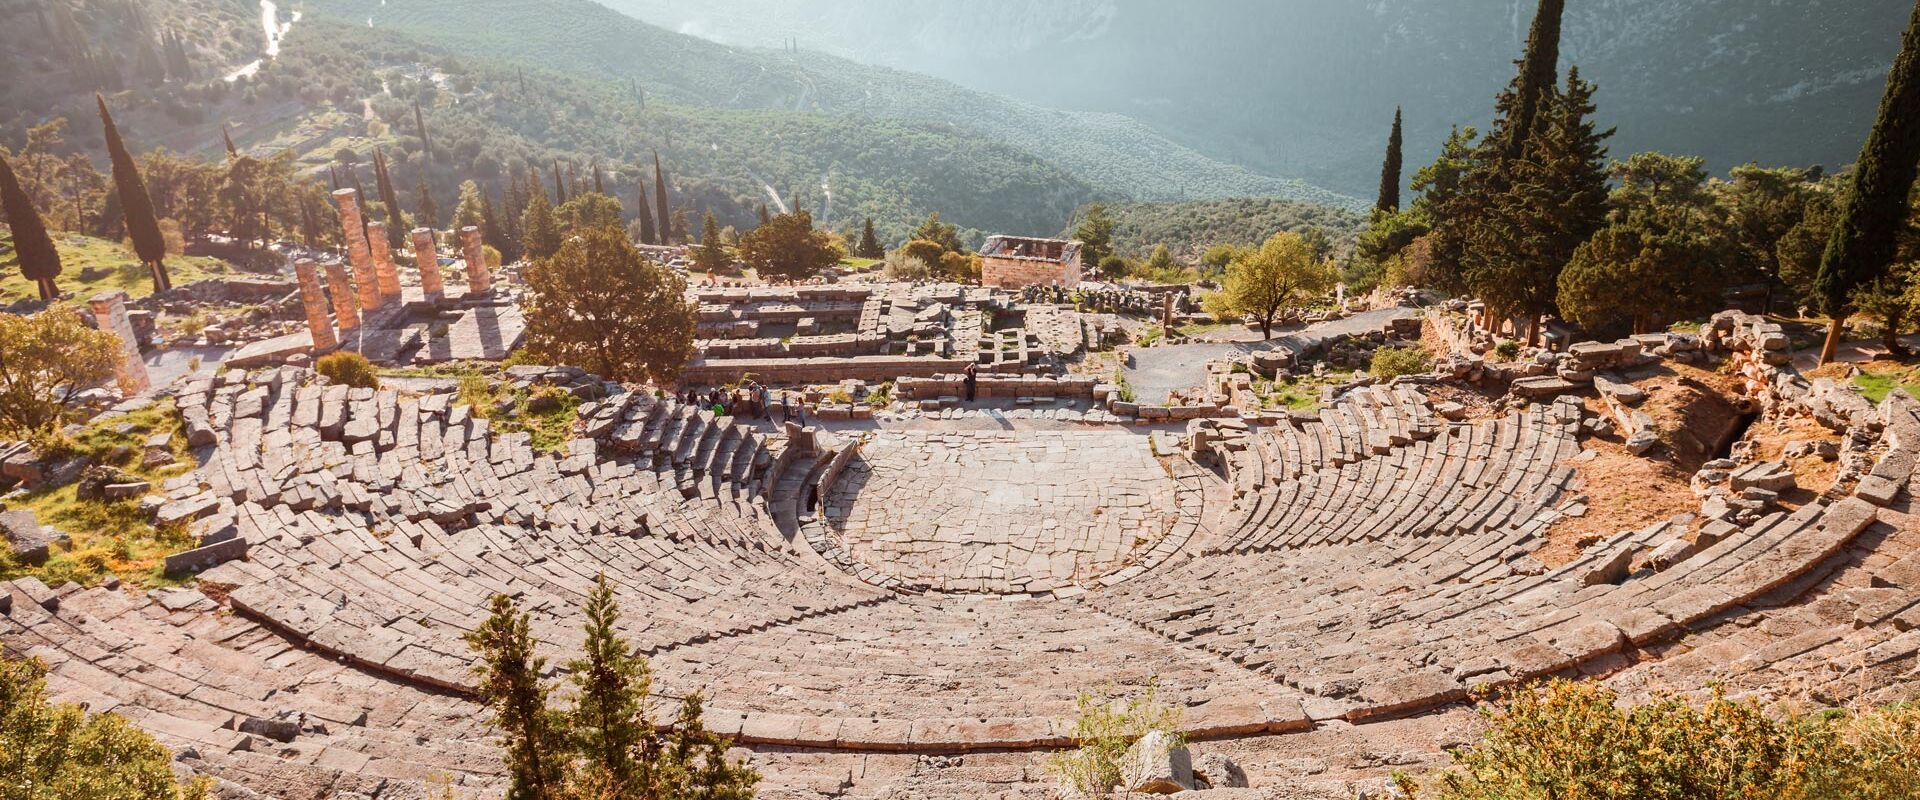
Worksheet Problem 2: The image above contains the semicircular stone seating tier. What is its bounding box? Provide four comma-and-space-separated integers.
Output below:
5, 366, 1904, 767
804, 430, 1197, 596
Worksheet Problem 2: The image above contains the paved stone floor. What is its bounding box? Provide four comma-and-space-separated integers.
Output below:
825, 430, 1179, 593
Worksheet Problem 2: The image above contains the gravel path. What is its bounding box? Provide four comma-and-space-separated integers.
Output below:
1123, 307, 1416, 403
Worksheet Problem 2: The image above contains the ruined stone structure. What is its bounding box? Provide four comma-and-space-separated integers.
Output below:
331, 189, 383, 313
367, 221, 402, 304
86, 291, 150, 395
291, 258, 337, 352
460, 226, 490, 293
323, 261, 360, 332
411, 227, 445, 301
979, 235, 1083, 289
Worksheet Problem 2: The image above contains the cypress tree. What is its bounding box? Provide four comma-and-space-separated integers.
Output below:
0, 153, 63, 300
632, 173, 656, 245
1816, 0, 1920, 364
1500, 0, 1566, 161
372, 150, 407, 249
522, 191, 562, 260
467, 594, 568, 800
481, 191, 507, 261
222, 124, 238, 160
693, 210, 727, 273
97, 95, 169, 291
652, 151, 671, 244
857, 218, 883, 259
416, 180, 439, 230
552, 160, 567, 204
413, 99, 432, 167
592, 161, 605, 196
1376, 108, 1404, 213
757, 204, 771, 226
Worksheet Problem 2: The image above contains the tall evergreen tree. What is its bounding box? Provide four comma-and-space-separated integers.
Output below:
416, 180, 439, 230
1815, 0, 1920, 364
652, 151, 671, 244
592, 161, 605, 196
632, 173, 657, 245
1498, 0, 1567, 161
222, 124, 238, 160
467, 594, 568, 800
693, 210, 728, 273
857, 217, 884, 259
413, 99, 432, 168
1461, 68, 1610, 344
756, 204, 771, 227
97, 95, 169, 291
1377, 107, 1404, 213
566, 575, 650, 793
0, 153, 63, 300
552, 160, 567, 204
522, 191, 562, 260
371, 150, 407, 249
480, 192, 506, 261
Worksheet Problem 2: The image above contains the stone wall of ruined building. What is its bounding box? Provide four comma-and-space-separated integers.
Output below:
981, 255, 1080, 289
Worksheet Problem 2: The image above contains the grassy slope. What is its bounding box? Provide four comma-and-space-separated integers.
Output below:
0, 230, 238, 304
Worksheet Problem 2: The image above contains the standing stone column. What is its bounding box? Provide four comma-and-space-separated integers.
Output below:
293, 259, 338, 352
460, 226, 491, 293
368, 221, 402, 305
86, 291, 151, 396
324, 261, 361, 332
364, 221, 396, 311
332, 189, 384, 314
411, 227, 445, 301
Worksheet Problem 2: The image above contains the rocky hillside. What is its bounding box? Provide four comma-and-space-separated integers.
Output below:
608, 0, 1912, 196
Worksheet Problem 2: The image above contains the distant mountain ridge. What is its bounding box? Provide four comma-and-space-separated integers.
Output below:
304, 0, 1366, 211
604, 0, 1912, 196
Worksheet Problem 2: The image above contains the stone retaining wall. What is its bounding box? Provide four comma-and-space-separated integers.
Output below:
682, 355, 972, 385
895, 374, 1099, 401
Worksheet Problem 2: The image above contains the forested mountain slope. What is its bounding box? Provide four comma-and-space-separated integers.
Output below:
608, 0, 1912, 196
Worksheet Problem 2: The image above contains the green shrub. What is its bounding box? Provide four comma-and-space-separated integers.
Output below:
1, 654, 211, 799
1369, 346, 1431, 379
1045, 683, 1183, 799
316, 351, 380, 389
1494, 339, 1522, 360
1400, 680, 1920, 800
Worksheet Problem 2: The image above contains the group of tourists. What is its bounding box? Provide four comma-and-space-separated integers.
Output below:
677, 381, 807, 425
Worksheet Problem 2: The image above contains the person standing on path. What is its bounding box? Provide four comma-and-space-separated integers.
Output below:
963, 362, 978, 403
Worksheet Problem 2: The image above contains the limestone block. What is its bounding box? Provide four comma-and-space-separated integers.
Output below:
1124, 730, 1194, 794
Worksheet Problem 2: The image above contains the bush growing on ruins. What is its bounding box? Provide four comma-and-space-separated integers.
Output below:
737, 211, 839, 283
1397, 680, 1920, 800
316, 352, 380, 389
1369, 346, 1431, 379
883, 253, 933, 282
522, 226, 697, 385
470, 578, 760, 800
894, 239, 947, 274
1045, 683, 1183, 799
1, 653, 211, 799
0, 310, 122, 436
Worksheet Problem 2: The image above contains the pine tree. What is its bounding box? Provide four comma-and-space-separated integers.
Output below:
652, 151, 671, 244
467, 594, 568, 800
566, 575, 650, 794
522, 191, 562, 260
1376, 107, 1404, 213
481, 191, 507, 261
632, 173, 656, 245
670, 208, 691, 245
97, 95, 169, 291
1815, 0, 1920, 364
0, 153, 63, 300
371, 150, 407, 249
857, 218, 884, 259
